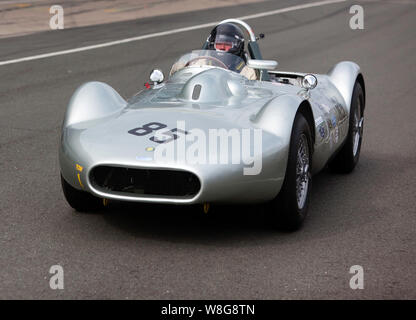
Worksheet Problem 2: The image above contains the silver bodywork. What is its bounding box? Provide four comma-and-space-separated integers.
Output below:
59, 25, 364, 205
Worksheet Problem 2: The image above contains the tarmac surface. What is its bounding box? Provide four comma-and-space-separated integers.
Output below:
0, 0, 415, 299
0, 0, 264, 38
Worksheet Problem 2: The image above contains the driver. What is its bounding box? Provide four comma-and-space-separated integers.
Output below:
169, 23, 257, 80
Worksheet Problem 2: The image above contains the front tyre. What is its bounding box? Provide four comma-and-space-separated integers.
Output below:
329, 81, 364, 173
270, 113, 313, 231
61, 174, 103, 212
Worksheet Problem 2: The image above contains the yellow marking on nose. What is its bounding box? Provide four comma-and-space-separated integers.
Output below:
77, 173, 84, 189
76, 164, 83, 172
103, 198, 109, 206
145, 147, 155, 152
203, 203, 210, 214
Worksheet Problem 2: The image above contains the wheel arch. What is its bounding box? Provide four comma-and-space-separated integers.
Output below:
63, 81, 126, 128
252, 94, 315, 146
251, 94, 316, 194
328, 61, 364, 113
356, 73, 366, 110
297, 100, 315, 152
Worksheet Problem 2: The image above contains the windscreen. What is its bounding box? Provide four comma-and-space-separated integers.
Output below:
170, 50, 246, 76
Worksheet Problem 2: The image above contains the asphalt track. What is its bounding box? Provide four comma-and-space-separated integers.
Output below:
0, 0, 416, 299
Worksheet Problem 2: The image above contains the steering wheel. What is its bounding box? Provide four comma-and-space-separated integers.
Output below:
185, 56, 228, 69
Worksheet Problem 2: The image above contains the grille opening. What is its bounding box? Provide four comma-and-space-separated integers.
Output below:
192, 84, 202, 100
90, 166, 200, 198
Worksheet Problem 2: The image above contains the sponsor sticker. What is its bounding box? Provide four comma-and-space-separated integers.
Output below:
315, 116, 326, 139
319, 125, 326, 138
331, 115, 339, 143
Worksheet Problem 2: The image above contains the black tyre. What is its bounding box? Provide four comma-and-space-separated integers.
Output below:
270, 113, 313, 231
329, 82, 364, 173
61, 174, 103, 212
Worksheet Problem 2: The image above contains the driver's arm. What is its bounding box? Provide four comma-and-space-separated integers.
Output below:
240, 65, 257, 80
170, 61, 186, 76
171, 58, 214, 75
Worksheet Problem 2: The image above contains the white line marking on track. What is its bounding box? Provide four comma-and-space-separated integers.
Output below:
0, 0, 347, 66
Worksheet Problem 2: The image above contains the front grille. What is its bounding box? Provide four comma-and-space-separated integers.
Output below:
90, 166, 200, 198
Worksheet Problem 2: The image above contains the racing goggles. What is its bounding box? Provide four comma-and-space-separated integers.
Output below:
214, 42, 233, 51
214, 34, 241, 52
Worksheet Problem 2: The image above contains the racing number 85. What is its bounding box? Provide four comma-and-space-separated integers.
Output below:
128, 122, 188, 144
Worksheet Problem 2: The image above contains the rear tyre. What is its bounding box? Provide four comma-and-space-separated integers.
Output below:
270, 113, 313, 231
329, 82, 364, 173
61, 174, 103, 212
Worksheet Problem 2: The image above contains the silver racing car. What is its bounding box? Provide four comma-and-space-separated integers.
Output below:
59, 19, 365, 230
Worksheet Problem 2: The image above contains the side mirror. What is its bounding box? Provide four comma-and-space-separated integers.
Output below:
150, 69, 164, 85
246, 59, 278, 70
302, 74, 318, 90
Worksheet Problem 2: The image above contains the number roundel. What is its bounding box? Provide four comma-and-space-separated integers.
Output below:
128, 122, 188, 144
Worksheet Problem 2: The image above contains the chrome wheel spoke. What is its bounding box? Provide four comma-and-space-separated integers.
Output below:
296, 134, 310, 209
352, 99, 362, 157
